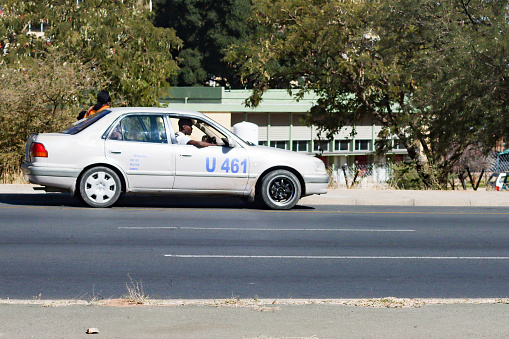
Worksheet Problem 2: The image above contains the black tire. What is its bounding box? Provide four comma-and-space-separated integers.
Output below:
79, 166, 121, 208
259, 169, 301, 210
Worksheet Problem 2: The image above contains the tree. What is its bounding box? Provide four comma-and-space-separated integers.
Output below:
0, 0, 182, 106
152, 0, 253, 88
0, 0, 182, 182
226, 0, 509, 188
0, 49, 99, 182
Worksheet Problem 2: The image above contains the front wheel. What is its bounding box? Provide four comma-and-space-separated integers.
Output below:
259, 170, 301, 210
79, 166, 121, 208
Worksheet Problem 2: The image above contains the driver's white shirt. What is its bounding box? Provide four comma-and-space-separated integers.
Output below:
175, 132, 192, 145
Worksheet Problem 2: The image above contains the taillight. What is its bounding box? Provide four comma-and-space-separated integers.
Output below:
31, 142, 48, 158
496, 186, 500, 191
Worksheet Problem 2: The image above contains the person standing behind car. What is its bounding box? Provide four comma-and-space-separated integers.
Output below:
84, 90, 111, 118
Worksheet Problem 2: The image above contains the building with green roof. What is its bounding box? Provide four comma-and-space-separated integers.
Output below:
161, 87, 408, 169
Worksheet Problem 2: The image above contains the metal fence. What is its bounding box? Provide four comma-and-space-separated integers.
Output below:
327, 151, 509, 189
489, 152, 509, 172
328, 161, 496, 190
328, 163, 393, 189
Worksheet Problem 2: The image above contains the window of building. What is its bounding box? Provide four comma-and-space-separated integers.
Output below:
258, 141, 267, 146
335, 140, 350, 151
248, 113, 268, 127
314, 140, 329, 152
393, 139, 405, 149
292, 140, 308, 152
374, 139, 389, 151
292, 113, 306, 126
231, 113, 245, 126
271, 113, 290, 126
270, 141, 287, 149
355, 140, 370, 151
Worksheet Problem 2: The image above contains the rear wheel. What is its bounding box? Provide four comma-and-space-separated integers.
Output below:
259, 169, 301, 210
79, 166, 121, 208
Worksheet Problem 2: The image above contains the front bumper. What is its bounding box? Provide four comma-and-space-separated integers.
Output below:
303, 174, 329, 195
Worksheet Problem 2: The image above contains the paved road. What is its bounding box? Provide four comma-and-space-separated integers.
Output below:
1, 192, 508, 300
1, 187, 509, 338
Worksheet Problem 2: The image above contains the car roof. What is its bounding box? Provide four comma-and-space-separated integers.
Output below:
107, 107, 208, 119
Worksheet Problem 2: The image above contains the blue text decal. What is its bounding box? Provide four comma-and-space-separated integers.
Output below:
206, 157, 216, 172
206, 157, 247, 173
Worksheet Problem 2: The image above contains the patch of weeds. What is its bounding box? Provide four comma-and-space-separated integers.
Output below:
85, 286, 104, 305
124, 274, 149, 305
343, 297, 426, 308
213, 297, 280, 311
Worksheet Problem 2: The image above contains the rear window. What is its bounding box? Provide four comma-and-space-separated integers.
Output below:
61, 110, 112, 135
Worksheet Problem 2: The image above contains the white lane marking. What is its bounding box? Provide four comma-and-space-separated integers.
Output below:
119, 227, 414, 232
164, 255, 509, 260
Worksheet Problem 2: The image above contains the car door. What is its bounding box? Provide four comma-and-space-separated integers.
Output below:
169, 117, 249, 192
104, 114, 175, 190
172, 145, 249, 192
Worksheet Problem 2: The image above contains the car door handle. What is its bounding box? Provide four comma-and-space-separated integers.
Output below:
179, 153, 192, 157
109, 150, 122, 154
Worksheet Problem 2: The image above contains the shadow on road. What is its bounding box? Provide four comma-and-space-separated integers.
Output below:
0, 193, 315, 210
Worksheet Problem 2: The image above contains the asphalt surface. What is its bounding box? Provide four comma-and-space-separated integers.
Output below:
1, 184, 509, 338
1, 203, 509, 299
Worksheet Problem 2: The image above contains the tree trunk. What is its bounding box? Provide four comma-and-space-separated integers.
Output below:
458, 171, 467, 190
466, 167, 477, 191
350, 169, 360, 188
474, 170, 485, 191
342, 166, 349, 188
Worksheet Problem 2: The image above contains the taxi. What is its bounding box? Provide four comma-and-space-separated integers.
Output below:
22, 107, 328, 209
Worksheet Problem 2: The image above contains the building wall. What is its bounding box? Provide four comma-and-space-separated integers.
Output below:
161, 87, 408, 167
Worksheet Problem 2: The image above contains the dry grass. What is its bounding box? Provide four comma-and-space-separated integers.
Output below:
1, 297, 508, 308
123, 275, 150, 305
0, 171, 27, 184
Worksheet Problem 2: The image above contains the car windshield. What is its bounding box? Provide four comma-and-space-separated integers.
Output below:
60, 110, 112, 135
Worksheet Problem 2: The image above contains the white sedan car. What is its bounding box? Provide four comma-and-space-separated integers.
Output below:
22, 107, 328, 209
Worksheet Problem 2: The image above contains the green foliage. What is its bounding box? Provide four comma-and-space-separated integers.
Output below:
0, 50, 99, 182
390, 162, 424, 190
227, 0, 509, 188
0, 0, 181, 106
152, 0, 253, 88
0, 1, 182, 182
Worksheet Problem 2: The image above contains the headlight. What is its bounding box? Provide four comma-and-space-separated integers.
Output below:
313, 160, 326, 173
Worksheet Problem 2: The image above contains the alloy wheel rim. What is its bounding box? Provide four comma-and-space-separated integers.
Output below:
268, 176, 296, 205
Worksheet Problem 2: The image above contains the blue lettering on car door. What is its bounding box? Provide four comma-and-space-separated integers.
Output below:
206, 157, 247, 173
206, 157, 216, 172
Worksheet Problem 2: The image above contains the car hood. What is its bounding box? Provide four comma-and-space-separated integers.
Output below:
247, 145, 321, 163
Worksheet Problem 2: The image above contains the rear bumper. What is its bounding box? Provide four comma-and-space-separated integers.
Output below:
22, 163, 80, 178
22, 162, 79, 191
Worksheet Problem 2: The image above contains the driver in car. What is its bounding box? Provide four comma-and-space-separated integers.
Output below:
176, 118, 216, 148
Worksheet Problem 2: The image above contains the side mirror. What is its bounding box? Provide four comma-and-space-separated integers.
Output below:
226, 137, 238, 148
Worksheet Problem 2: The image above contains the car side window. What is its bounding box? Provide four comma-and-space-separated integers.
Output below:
169, 117, 227, 146
108, 115, 167, 143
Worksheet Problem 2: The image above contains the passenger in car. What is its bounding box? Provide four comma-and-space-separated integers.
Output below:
175, 118, 215, 148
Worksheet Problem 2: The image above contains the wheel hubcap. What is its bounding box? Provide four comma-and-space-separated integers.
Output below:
85, 171, 116, 204
268, 177, 295, 204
